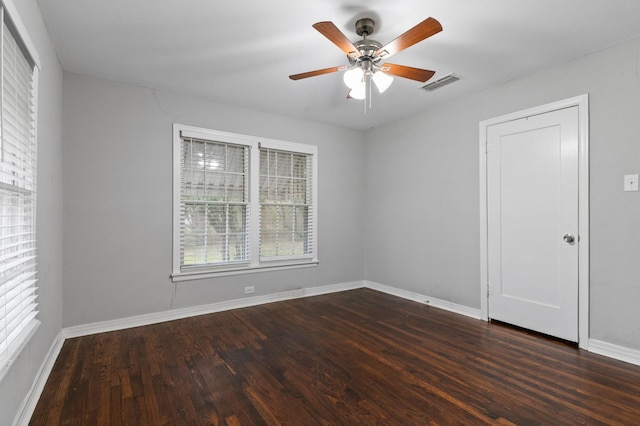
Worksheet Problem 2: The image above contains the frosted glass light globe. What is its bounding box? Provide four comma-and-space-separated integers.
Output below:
372, 71, 393, 93
343, 68, 364, 89
349, 83, 366, 100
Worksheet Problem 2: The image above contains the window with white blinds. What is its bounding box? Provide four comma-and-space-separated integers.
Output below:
0, 6, 39, 373
259, 148, 313, 259
172, 125, 317, 280
180, 137, 249, 267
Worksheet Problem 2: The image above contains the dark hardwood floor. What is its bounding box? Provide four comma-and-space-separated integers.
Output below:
31, 288, 640, 425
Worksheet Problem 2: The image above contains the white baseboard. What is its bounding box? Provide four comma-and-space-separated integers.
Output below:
364, 280, 482, 320
13, 331, 65, 426
63, 280, 485, 339
589, 339, 640, 367
63, 281, 365, 338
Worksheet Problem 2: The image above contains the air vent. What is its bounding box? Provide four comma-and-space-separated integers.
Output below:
421, 73, 462, 91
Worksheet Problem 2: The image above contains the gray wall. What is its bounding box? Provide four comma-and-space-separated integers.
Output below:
0, 0, 63, 425
62, 72, 366, 327
364, 37, 640, 351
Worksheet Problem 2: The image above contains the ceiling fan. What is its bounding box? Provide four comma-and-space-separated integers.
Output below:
289, 17, 442, 104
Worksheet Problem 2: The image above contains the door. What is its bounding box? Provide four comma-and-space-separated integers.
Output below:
486, 106, 579, 342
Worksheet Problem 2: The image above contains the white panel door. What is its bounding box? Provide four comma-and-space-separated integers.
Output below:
487, 106, 579, 342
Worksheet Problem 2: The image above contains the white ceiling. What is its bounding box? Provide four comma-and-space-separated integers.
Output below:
37, 0, 640, 130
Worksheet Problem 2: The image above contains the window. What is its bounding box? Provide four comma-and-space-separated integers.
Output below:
172, 124, 317, 280
259, 148, 313, 259
0, 3, 40, 376
180, 137, 249, 266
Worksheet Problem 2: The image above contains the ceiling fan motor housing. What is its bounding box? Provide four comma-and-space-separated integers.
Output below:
349, 39, 384, 66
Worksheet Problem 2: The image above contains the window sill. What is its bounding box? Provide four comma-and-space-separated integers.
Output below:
171, 260, 319, 282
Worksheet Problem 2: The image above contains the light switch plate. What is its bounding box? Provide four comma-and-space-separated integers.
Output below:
624, 174, 639, 192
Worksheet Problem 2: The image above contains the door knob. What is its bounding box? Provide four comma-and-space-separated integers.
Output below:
563, 234, 575, 244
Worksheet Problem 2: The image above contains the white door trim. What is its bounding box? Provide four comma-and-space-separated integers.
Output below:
479, 94, 590, 349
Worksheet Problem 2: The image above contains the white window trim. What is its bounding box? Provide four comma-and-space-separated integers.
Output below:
171, 124, 318, 281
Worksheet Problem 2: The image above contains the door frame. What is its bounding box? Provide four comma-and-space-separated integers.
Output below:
479, 94, 590, 349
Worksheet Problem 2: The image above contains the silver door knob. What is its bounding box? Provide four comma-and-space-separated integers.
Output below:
563, 234, 575, 244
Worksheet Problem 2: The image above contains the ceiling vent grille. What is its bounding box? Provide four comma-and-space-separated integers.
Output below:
421, 73, 462, 91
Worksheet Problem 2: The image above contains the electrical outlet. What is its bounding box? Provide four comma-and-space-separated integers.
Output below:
624, 174, 639, 192
244, 286, 255, 294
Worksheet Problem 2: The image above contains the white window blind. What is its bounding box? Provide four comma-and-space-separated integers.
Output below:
179, 136, 249, 269
259, 148, 313, 260
0, 8, 38, 371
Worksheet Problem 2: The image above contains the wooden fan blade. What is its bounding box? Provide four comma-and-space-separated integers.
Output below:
375, 17, 442, 59
289, 66, 343, 80
313, 22, 361, 58
381, 63, 435, 82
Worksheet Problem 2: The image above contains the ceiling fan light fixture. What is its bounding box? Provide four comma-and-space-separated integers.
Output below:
372, 70, 393, 93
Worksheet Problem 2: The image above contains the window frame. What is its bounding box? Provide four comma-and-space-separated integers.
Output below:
172, 124, 318, 281
0, 0, 41, 382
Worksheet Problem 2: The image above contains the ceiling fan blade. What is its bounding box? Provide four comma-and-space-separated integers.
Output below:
313, 21, 361, 59
375, 17, 442, 59
381, 63, 435, 82
289, 66, 344, 80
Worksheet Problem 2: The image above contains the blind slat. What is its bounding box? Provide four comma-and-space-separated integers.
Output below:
0, 255, 36, 275
0, 275, 36, 298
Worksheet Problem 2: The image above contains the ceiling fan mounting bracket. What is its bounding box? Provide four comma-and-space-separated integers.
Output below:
355, 18, 375, 37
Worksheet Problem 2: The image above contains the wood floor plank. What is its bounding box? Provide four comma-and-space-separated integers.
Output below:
30, 289, 640, 425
